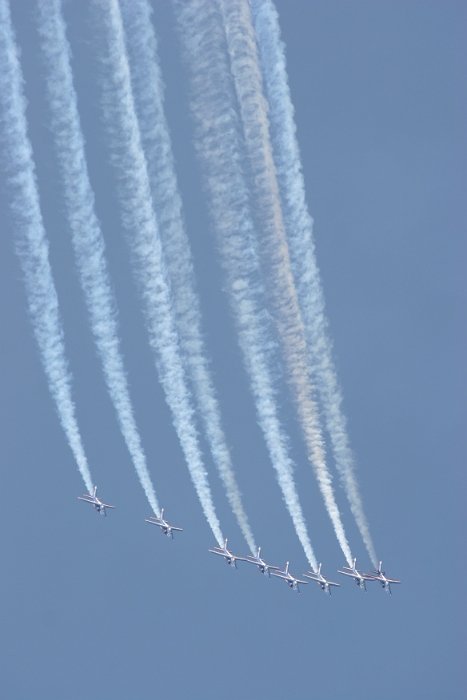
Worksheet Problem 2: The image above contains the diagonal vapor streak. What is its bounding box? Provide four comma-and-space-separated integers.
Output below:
92, 0, 222, 544
250, 0, 377, 565
174, 0, 317, 569
119, 0, 255, 552
219, 0, 353, 565
0, 0, 93, 492
36, 0, 159, 513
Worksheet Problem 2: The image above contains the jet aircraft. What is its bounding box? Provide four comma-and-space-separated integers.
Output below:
78, 486, 115, 517
209, 540, 241, 569
145, 509, 183, 540
303, 563, 340, 596
338, 558, 374, 591
368, 561, 401, 595
242, 547, 280, 578
271, 562, 308, 593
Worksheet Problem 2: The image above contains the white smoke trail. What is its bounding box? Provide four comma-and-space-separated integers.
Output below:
0, 0, 93, 493
174, 0, 317, 569
92, 0, 222, 544
250, 0, 377, 566
119, 0, 255, 552
35, 0, 159, 514
219, 0, 353, 565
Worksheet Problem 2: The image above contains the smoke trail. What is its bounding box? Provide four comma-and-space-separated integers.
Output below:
0, 0, 93, 492
35, 0, 159, 514
91, 0, 222, 544
219, 0, 353, 565
250, 0, 377, 566
119, 0, 255, 552
174, 0, 317, 569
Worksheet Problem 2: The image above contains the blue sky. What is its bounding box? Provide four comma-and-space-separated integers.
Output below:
1, 1, 465, 698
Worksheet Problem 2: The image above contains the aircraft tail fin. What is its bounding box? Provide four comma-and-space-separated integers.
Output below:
257, 547, 261, 559
378, 561, 383, 574
317, 563, 322, 575
93, 486, 97, 498
285, 562, 289, 575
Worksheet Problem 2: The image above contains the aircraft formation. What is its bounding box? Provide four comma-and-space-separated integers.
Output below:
2, 0, 399, 601
79, 489, 400, 596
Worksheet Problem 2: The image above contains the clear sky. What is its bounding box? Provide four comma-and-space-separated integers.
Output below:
1, 1, 465, 698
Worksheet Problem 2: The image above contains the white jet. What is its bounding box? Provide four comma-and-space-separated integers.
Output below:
303, 563, 340, 596
242, 547, 280, 579
271, 562, 309, 593
368, 561, 401, 595
338, 558, 374, 591
209, 540, 242, 569
145, 509, 183, 540
78, 486, 115, 517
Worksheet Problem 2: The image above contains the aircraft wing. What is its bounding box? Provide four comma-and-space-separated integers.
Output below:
271, 571, 308, 584
102, 504, 115, 509
243, 557, 264, 565
170, 527, 183, 532
77, 496, 94, 502
257, 561, 280, 569
209, 548, 227, 556
337, 569, 357, 577
270, 571, 288, 579
385, 578, 401, 584
303, 572, 320, 581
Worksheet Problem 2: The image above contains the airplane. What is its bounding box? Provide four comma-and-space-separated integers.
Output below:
242, 547, 280, 578
145, 509, 183, 540
209, 540, 242, 569
271, 562, 309, 593
368, 561, 401, 595
303, 563, 340, 596
338, 558, 375, 591
78, 486, 115, 517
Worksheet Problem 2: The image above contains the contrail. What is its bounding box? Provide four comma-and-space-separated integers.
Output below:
35, 0, 159, 514
174, 0, 317, 570
119, 0, 255, 553
91, 0, 223, 544
250, 0, 377, 566
219, 0, 353, 565
0, 0, 93, 493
